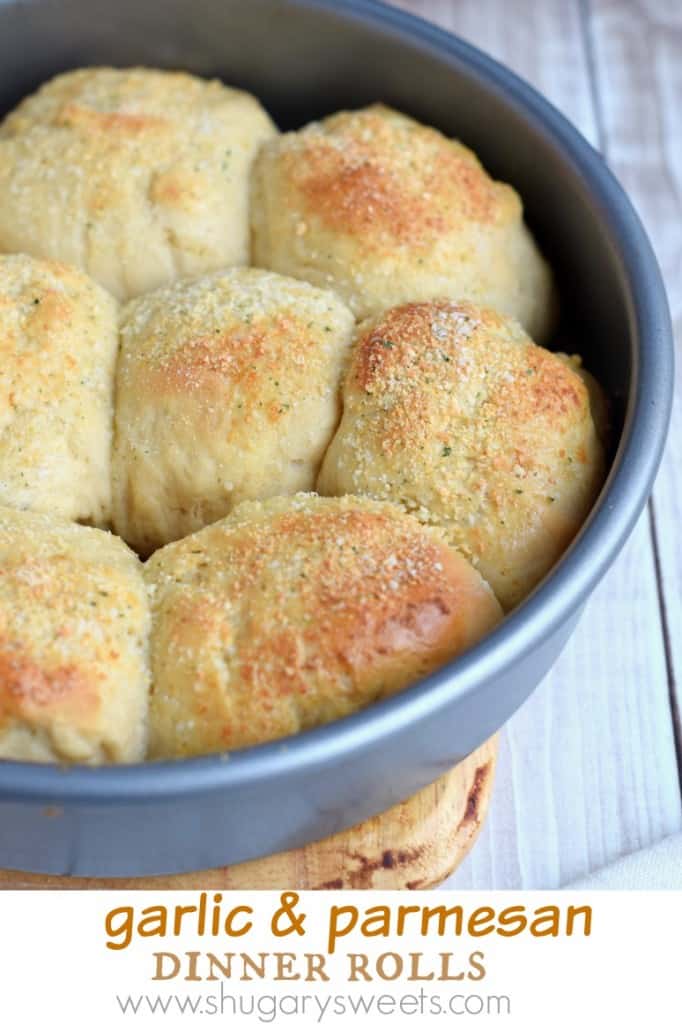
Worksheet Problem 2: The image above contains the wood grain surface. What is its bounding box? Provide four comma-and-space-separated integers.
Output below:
0, 740, 496, 891
390, 0, 682, 889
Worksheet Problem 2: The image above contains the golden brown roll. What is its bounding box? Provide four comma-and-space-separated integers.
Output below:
0, 253, 118, 525
0, 508, 151, 763
317, 301, 606, 609
145, 494, 502, 758
112, 267, 355, 555
251, 104, 556, 341
0, 67, 276, 300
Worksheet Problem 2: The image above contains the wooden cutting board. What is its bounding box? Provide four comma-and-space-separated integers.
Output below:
0, 736, 497, 890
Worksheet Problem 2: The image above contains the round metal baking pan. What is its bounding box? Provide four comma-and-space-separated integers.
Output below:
0, 0, 673, 877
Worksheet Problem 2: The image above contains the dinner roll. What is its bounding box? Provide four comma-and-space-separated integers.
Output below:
251, 104, 556, 341
317, 301, 606, 610
112, 268, 355, 555
0, 67, 276, 300
145, 494, 502, 758
0, 253, 117, 525
0, 508, 151, 763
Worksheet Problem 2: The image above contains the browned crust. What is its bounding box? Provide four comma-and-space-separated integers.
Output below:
283, 106, 507, 248
147, 497, 502, 756
0, 646, 100, 727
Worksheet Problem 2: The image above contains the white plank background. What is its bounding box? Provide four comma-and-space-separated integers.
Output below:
390, 0, 682, 888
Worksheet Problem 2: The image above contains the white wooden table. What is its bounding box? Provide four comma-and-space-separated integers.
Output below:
390, 0, 682, 888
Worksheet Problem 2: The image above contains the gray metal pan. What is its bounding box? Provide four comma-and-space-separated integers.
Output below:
0, 0, 673, 877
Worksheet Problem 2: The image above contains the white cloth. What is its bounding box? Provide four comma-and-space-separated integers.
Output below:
563, 832, 682, 889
